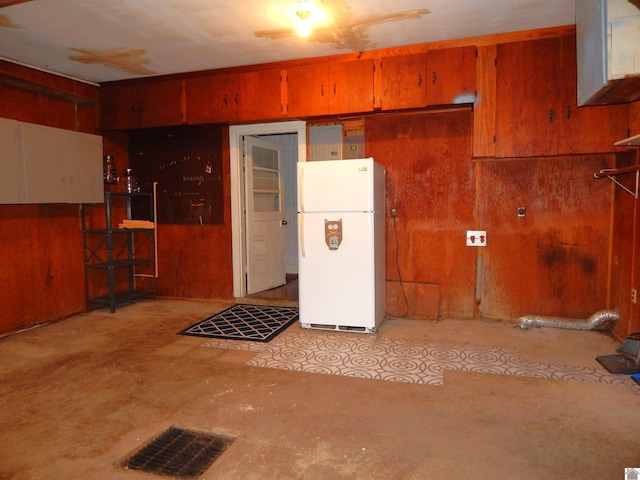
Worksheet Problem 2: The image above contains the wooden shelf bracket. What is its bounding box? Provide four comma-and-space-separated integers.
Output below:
594, 165, 640, 199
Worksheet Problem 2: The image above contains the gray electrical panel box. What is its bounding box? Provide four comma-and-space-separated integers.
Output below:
309, 124, 342, 161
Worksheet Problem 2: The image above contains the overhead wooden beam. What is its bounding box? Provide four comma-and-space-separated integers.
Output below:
0, 0, 34, 7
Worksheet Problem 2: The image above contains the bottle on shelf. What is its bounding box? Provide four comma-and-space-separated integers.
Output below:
103, 155, 118, 184
120, 168, 140, 193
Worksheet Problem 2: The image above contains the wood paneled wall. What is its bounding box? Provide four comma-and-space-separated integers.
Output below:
2, 24, 640, 338
367, 110, 476, 319
0, 74, 100, 334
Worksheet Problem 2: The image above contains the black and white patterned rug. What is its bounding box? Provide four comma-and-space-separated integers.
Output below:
178, 304, 299, 342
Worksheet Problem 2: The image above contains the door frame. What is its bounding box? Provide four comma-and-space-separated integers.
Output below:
229, 121, 307, 298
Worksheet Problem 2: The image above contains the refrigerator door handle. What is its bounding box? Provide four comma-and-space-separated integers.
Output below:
299, 167, 305, 213
299, 213, 305, 258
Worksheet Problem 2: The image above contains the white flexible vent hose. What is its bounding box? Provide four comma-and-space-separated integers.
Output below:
516, 310, 619, 330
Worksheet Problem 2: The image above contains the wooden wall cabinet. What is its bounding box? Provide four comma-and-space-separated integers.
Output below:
495, 36, 628, 158
379, 46, 476, 110
287, 59, 374, 117
426, 46, 476, 105
380, 53, 427, 110
187, 69, 283, 124
101, 79, 185, 130
558, 35, 630, 154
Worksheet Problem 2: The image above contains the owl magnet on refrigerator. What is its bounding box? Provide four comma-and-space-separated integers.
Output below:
325, 219, 342, 250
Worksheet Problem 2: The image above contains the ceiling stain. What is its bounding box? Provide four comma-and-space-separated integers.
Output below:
255, 1, 430, 52
0, 13, 20, 28
68, 47, 156, 76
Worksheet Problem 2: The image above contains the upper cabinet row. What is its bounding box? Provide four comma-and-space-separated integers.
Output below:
100, 45, 477, 130
494, 34, 629, 157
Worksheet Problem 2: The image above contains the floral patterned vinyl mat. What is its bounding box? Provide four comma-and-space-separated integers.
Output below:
200, 325, 640, 393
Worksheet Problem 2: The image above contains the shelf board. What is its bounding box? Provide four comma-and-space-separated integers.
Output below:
614, 133, 640, 146
87, 289, 156, 310
86, 258, 154, 269
84, 228, 155, 234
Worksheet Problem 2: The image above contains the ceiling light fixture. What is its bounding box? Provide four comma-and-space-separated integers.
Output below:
295, 9, 313, 37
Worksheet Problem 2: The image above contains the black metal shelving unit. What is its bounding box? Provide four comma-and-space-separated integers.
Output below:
82, 190, 156, 312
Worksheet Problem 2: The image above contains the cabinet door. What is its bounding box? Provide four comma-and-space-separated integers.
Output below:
233, 69, 284, 122
558, 35, 629, 154
380, 53, 427, 110
136, 80, 184, 128
287, 63, 329, 117
630, 101, 640, 135
101, 80, 183, 129
328, 59, 374, 114
495, 37, 562, 157
186, 75, 233, 124
0, 118, 21, 203
426, 46, 476, 105
188, 70, 283, 123
100, 84, 139, 130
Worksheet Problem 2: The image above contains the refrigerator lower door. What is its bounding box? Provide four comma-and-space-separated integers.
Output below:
298, 211, 380, 332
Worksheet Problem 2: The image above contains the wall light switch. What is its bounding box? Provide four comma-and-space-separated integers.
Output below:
466, 230, 487, 247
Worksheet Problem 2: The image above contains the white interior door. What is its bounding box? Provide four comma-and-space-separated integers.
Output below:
244, 135, 286, 294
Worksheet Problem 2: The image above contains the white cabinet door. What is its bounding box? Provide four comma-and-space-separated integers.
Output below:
0, 118, 103, 204
0, 118, 21, 203
20, 123, 103, 204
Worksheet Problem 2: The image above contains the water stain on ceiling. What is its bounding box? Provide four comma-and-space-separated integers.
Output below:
0, 13, 19, 28
0, 0, 577, 83
255, 7, 430, 52
68, 48, 156, 76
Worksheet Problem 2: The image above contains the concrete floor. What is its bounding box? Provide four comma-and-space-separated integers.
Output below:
1, 295, 639, 480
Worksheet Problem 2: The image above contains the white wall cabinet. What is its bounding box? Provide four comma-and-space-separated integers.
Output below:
0, 118, 103, 204
577, 0, 640, 105
0, 118, 22, 203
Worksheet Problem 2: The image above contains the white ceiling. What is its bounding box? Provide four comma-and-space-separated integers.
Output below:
0, 0, 576, 84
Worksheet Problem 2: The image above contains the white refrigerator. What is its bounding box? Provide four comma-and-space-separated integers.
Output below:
297, 158, 386, 333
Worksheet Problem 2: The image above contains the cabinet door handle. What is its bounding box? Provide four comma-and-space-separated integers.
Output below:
418, 74, 422, 87
224, 94, 228, 106
333, 83, 337, 95
234, 93, 239, 105
566, 105, 571, 119
432, 71, 437, 84
321, 84, 324, 96
548, 108, 554, 122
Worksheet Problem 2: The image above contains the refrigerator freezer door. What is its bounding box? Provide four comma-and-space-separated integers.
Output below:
298, 211, 379, 330
298, 158, 377, 213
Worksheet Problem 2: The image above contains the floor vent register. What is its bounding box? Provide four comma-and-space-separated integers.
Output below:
121, 426, 235, 479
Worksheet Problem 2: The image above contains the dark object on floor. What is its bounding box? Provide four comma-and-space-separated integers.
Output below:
121, 426, 234, 479
617, 332, 640, 362
178, 304, 299, 342
631, 373, 640, 386
596, 354, 640, 375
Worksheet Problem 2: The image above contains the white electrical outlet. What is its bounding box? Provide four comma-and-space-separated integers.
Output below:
466, 230, 487, 247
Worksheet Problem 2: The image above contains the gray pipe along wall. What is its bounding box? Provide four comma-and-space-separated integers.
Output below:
516, 310, 619, 330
